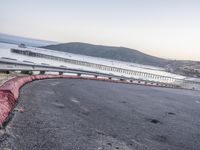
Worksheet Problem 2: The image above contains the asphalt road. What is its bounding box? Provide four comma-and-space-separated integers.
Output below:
0, 79, 200, 150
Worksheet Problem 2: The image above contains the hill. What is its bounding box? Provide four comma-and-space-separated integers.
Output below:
42, 42, 170, 68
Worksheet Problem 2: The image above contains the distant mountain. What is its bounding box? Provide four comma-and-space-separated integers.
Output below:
0, 33, 58, 47
42, 42, 170, 68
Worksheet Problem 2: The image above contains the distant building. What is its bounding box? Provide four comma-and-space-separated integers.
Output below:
18, 43, 26, 48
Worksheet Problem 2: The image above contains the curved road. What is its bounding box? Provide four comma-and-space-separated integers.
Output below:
0, 79, 200, 150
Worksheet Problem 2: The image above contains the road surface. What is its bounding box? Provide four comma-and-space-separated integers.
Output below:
0, 79, 200, 150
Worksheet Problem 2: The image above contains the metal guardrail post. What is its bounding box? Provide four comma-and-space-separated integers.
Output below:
77, 73, 81, 76
40, 71, 45, 75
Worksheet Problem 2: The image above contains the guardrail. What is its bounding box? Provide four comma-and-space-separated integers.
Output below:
1, 58, 200, 90
0, 58, 181, 88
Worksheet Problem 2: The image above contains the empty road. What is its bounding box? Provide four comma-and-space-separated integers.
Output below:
0, 79, 200, 150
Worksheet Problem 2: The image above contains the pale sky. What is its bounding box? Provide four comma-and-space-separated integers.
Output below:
0, 0, 200, 61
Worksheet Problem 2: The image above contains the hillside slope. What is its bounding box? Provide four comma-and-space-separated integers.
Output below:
42, 42, 170, 67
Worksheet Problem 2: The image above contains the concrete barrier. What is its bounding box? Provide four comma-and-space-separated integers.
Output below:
0, 90, 15, 125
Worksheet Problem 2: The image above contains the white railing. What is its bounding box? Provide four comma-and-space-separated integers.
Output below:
1, 57, 200, 90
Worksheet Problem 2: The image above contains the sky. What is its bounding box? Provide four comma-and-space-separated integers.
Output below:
0, 0, 200, 61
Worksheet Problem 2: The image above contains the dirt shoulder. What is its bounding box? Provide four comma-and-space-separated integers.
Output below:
0, 72, 26, 86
